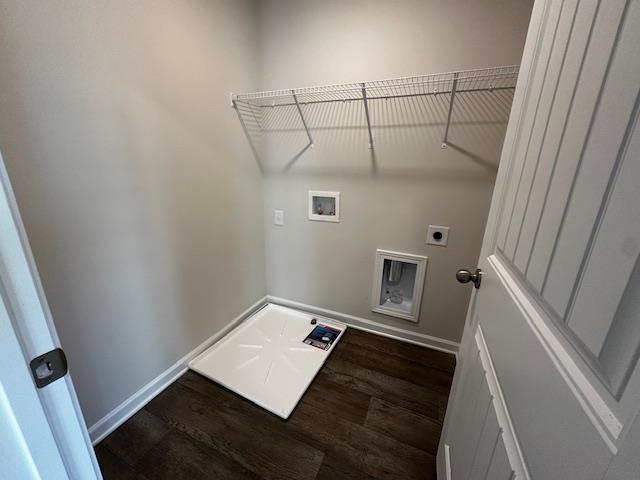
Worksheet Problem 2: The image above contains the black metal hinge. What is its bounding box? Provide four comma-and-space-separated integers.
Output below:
29, 348, 68, 388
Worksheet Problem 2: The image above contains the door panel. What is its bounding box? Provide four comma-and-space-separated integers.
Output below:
513, 0, 628, 293
448, 323, 527, 479
450, 352, 493, 480
567, 118, 640, 388
542, 3, 640, 321
496, 0, 563, 253
439, 0, 640, 478
512, 0, 598, 273
478, 256, 613, 479
485, 439, 514, 480
467, 404, 500, 480
501, 0, 578, 261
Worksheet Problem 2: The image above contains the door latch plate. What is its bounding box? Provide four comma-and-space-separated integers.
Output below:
29, 348, 68, 388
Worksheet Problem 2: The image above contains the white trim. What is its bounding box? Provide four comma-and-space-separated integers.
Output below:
371, 249, 428, 323
266, 295, 459, 355
444, 444, 452, 480
88, 296, 268, 444
475, 325, 530, 480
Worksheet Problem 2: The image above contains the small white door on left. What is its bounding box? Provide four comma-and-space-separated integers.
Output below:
0, 150, 100, 480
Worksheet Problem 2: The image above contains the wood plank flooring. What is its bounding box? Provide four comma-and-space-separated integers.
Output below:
94, 328, 456, 480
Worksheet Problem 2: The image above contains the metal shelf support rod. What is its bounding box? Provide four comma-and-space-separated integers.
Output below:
232, 100, 263, 172
292, 91, 313, 146
441, 72, 459, 148
362, 83, 374, 149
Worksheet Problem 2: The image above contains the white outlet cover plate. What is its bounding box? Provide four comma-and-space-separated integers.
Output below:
427, 225, 450, 246
274, 210, 284, 226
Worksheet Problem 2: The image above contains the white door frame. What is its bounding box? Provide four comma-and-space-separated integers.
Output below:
0, 275, 69, 478
0, 151, 101, 479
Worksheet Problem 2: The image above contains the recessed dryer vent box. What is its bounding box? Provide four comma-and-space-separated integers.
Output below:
427, 225, 450, 246
308, 191, 340, 222
371, 249, 428, 323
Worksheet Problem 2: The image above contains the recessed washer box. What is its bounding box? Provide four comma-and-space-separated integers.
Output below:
308, 191, 340, 222
371, 249, 428, 323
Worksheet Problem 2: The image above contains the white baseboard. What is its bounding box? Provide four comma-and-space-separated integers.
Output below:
88, 296, 268, 445
444, 444, 452, 480
266, 295, 459, 355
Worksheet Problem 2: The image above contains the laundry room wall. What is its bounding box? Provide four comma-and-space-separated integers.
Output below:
0, 0, 265, 428
0, 0, 534, 432
257, 0, 534, 344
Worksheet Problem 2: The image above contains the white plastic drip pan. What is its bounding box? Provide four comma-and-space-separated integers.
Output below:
189, 303, 346, 419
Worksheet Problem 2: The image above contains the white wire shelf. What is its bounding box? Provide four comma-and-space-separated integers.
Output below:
231, 65, 519, 153
233, 65, 518, 107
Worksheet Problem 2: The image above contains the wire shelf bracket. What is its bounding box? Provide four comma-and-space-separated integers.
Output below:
292, 90, 314, 148
232, 98, 263, 172
441, 72, 459, 149
361, 83, 374, 149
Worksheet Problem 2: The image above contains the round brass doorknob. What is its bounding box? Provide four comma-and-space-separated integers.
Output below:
456, 268, 482, 289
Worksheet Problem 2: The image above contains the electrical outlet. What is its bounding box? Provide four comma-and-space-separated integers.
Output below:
274, 210, 284, 226
427, 225, 449, 246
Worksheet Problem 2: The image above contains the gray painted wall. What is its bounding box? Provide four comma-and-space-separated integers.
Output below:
0, 0, 533, 428
257, 0, 533, 343
0, 0, 265, 427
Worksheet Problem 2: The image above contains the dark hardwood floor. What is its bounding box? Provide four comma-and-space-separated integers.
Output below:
94, 328, 456, 480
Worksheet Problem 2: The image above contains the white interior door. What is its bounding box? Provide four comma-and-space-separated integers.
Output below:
0, 152, 101, 479
438, 0, 640, 479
